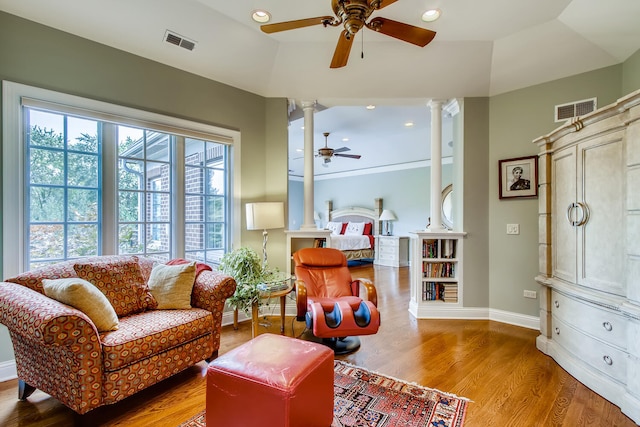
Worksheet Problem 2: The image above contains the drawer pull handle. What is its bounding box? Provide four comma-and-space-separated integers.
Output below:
554, 300, 559, 308
554, 327, 560, 335
602, 321, 613, 332
603, 355, 613, 366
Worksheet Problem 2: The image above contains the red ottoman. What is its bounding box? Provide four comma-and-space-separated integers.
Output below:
206, 333, 334, 427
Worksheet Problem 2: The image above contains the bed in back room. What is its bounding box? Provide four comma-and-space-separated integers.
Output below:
324, 198, 382, 262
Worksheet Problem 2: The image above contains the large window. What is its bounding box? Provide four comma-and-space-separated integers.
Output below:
3, 81, 240, 275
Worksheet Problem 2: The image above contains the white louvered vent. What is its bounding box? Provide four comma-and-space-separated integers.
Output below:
164, 30, 196, 51
554, 98, 596, 122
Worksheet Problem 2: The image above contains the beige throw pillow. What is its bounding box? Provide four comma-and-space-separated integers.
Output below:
147, 262, 197, 309
42, 278, 119, 332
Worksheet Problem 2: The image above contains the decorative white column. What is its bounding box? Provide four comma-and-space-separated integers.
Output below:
301, 100, 318, 230
428, 99, 445, 231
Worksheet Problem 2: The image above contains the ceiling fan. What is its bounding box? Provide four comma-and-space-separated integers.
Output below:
317, 132, 361, 165
260, 0, 436, 68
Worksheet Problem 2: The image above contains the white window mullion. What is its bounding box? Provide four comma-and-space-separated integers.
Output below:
102, 122, 118, 254
173, 135, 185, 258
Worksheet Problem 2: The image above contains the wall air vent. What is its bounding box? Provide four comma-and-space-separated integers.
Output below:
554, 98, 596, 122
164, 30, 196, 51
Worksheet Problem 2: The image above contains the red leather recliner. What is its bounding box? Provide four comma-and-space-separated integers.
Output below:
293, 247, 380, 354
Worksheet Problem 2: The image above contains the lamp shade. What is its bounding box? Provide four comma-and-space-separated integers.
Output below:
379, 209, 397, 221
246, 202, 285, 230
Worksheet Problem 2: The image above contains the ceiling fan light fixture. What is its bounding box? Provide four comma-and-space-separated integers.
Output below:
252, 10, 271, 23
421, 9, 441, 22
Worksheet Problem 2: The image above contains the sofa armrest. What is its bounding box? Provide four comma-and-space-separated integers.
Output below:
191, 270, 237, 312
0, 282, 101, 347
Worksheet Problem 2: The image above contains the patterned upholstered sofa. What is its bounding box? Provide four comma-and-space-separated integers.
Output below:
0, 255, 236, 415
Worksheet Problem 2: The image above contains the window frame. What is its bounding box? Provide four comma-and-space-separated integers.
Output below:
2, 80, 242, 278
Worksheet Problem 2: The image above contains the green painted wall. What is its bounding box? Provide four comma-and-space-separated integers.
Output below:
623, 48, 640, 94
461, 97, 490, 308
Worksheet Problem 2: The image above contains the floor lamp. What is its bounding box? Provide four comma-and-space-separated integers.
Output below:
246, 202, 285, 268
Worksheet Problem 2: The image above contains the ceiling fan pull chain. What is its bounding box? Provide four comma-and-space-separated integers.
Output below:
361, 30, 364, 59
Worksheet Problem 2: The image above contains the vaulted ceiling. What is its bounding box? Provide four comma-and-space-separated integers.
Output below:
2, 0, 638, 176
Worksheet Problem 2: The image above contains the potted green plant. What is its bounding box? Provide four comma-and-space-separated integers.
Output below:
218, 247, 263, 315
218, 247, 286, 315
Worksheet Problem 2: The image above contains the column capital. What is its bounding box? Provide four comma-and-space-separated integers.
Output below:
301, 100, 317, 110
427, 99, 447, 109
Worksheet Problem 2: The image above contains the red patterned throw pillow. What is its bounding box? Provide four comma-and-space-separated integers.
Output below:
74, 256, 157, 317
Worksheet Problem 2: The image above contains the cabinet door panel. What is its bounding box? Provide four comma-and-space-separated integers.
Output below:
553, 147, 577, 282
579, 138, 625, 295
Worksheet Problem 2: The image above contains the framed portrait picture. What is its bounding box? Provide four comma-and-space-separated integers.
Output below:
499, 155, 538, 199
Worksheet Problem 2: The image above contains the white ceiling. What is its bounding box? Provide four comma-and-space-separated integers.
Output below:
2, 0, 638, 176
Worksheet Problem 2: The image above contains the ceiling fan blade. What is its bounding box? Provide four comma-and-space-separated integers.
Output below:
332, 147, 351, 153
330, 30, 355, 68
334, 153, 362, 159
261, 16, 335, 34
376, 0, 399, 10
367, 17, 436, 47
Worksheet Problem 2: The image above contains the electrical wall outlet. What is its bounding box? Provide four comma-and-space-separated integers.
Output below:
524, 290, 537, 299
506, 224, 520, 235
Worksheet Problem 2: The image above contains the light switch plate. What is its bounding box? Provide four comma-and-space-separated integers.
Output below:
506, 224, 520, 235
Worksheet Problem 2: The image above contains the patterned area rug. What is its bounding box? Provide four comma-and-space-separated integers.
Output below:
179, 360, 468, 427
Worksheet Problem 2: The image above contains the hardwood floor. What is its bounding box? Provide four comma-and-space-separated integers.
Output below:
0, 263, 636, 426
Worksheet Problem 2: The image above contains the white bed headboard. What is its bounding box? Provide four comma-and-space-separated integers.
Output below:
325, 198, 383, 235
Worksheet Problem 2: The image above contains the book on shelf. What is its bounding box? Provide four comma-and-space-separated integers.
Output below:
422, 239, 438, 258
422, 282, 458, 302
313, 238, 326, 248
421, 261, 455, 278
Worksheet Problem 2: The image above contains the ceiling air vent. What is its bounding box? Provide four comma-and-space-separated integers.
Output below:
164, 30, 196, 51
554, 98, 596, 122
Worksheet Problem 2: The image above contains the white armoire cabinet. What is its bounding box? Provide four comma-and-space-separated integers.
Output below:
534, 89, 640, 424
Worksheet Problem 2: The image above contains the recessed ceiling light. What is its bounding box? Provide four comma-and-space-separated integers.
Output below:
366, 105, 376, 110
405, 121, 414, 127
422, 9, 441, 22
342, 138, 349, 142
252, 10, 271, 23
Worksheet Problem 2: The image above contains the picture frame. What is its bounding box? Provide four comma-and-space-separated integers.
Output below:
499, 155, 538, 199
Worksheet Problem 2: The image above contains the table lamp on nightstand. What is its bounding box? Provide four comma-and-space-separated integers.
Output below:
246, 202, 285, 268
379, 209, 397, 236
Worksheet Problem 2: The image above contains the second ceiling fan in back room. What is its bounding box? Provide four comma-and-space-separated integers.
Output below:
317, 132, 361, 167
260, 0, 437, 68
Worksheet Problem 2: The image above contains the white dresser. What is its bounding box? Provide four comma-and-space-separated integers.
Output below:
374, 235, 409, 267
534, 89, 640, 424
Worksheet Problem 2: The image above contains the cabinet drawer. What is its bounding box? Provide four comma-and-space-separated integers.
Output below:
378, 251, 398, 260
552, 315, 627, 383
377, 238, 399, 248
552, 291, 627, 349
378, 245, 397, 255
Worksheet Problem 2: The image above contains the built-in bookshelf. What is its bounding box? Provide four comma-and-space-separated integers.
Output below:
409, 231, 466, 318
285, 229, 332, 278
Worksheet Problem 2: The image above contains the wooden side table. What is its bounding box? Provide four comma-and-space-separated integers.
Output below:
233, 283, 294, 338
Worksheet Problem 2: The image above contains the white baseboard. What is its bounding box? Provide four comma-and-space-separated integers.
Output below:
408, 305, 540, 330
0, 359, 17, 382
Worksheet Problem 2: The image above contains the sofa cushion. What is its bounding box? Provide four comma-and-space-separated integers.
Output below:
99, 308, 213, 371
42, 278, 119, 332
147, 262, 197, 309
74, 256, 157, 317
